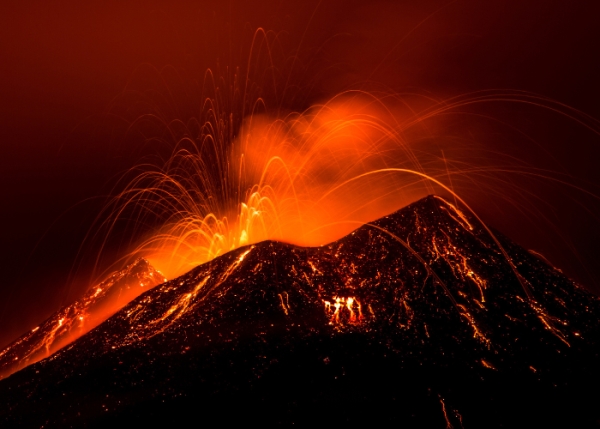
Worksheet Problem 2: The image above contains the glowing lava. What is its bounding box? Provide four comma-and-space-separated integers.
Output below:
3, 195, 598, 427
0, 259, 165, 380
324, 296, 364, 326
102, 92, 482, 281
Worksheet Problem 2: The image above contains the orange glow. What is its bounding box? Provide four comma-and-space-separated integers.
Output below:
102, 92, 477, 280
324, 296, 365, 326
92, 77, 588, 312
144, 247, 253, 339
481, 359, 496, 370
439, 395, 454, 429
47, 25, 598, 382
0, 259, 165, 380
457, 304, 490, 347
431, 231, 488, 303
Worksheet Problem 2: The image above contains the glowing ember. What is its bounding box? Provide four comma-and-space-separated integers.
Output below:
2, 195, 598, 427
0, 3, 598, 427
324, 296, 364, 325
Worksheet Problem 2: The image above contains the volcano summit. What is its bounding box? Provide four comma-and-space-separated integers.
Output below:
1, 196, 599, 427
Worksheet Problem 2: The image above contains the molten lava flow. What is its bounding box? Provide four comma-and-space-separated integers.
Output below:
324, 296, 365, 326
145, 247, 254, 339
0, 259, 165, 380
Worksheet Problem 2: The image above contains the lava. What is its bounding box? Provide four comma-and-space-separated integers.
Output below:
324, 296, 364, 325
2, 195, 599, 427
94, 61, 599, 298
51, 197, 589, 354
0, 259, 165, 380
1, 11, 598, 425
60, 29, 597, 361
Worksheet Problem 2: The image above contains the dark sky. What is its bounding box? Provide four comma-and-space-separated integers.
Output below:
1, 0, 599, 348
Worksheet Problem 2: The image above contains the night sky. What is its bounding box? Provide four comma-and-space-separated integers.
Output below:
1, 0, 599, 348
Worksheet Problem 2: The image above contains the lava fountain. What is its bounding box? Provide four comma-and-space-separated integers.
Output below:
103, 91, 441, 278
95, 81, 599, 286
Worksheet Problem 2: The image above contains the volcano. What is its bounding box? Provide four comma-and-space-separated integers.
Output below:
1, 196, 599, 428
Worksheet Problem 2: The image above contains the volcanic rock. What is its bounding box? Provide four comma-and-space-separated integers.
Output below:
1, 196, 599, 428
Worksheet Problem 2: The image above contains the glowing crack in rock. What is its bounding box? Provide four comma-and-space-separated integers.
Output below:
324, 296, 364, 325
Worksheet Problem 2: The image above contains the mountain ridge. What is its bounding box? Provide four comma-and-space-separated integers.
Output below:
1, 195, 599, 427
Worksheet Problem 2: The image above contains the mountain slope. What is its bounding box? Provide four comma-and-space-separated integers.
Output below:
0, 258, 165, 380
1, 196, 599, 427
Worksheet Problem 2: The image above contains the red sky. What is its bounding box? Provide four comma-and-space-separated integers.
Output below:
1, 0, 599, 348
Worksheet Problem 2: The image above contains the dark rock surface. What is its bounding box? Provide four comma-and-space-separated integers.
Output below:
1, 195, 599, 428
0, 258, 164, 380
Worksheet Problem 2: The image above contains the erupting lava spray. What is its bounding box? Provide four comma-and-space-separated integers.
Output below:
95, 73, 600, 288
54, 23, 595, 362
102, 91, 442, 278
